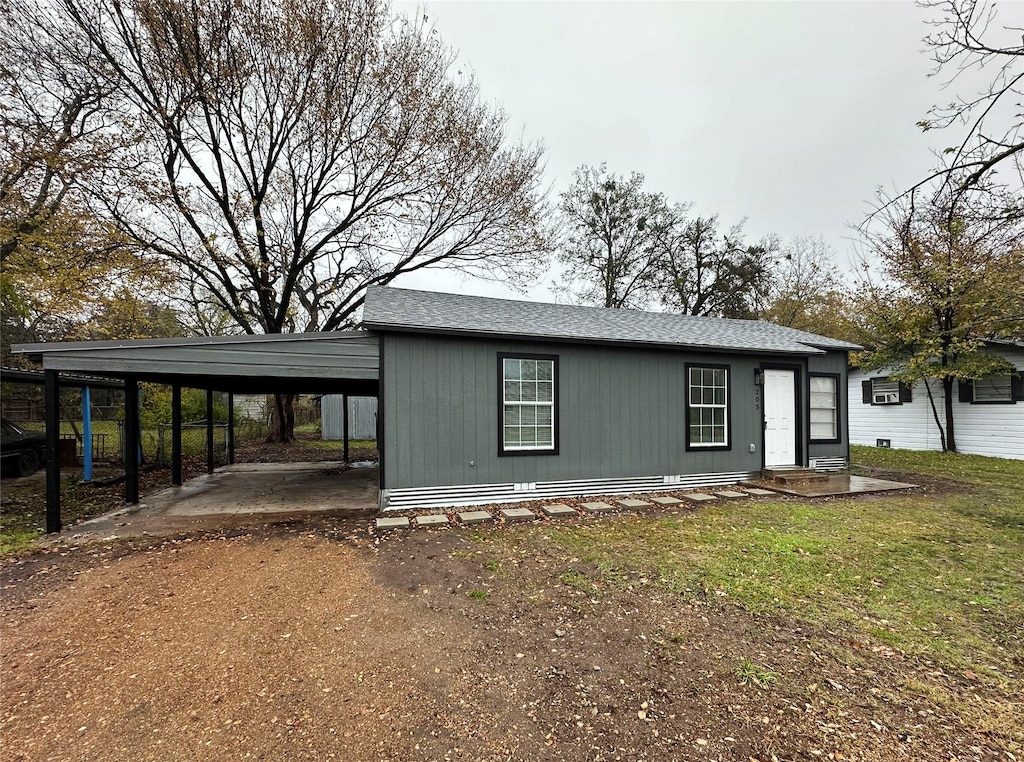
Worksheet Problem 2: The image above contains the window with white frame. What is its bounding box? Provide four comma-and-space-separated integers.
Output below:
688, 366, 728, 447
809, 375, 838, 441
502, 357, 556, 452
871, 378, 900, 404
973, 375, 1012, 403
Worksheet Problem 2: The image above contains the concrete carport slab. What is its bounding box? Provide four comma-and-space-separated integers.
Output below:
50, 462, 379, 544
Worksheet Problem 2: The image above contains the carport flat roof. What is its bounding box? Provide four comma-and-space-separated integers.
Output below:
13, 331, 379, 395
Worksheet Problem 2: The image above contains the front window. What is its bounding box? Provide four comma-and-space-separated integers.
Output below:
973, 375, 1012, 403
688, 366, 728, 447
809, 375, 838, 441
501, 357, 556, 453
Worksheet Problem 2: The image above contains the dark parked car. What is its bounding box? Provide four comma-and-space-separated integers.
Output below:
1, 419, 47, 477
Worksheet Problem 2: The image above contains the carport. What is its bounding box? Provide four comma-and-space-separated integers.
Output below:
14, 331, 379, 533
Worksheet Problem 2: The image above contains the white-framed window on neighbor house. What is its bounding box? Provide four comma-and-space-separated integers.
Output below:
686, 365, 729, 449
871, 378, 901, 405
500, 355, 557, 455
809, 374, 839, 442
973, 375, 1013, 403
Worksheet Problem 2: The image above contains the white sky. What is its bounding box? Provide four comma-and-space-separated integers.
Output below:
392, 0, 969, 302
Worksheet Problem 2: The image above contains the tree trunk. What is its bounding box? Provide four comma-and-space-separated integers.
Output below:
266, 393, 296, 443
922, 378, 948, 452
942, 376, 957, 453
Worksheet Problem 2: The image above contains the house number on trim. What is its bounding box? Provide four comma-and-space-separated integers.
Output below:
754, 388, 761, 411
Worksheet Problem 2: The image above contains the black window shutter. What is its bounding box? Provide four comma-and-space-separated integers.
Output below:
1012, 373, 1024, 402
898, 381, 912, 403
861, 380, 872, 404
958, 379, 974, 403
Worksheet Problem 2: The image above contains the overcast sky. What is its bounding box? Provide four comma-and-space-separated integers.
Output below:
392, 1, 964, 302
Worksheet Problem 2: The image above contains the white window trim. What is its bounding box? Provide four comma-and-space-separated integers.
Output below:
502, 358, 556, 453
809, 375, 838, 441
688, 366, 729, 448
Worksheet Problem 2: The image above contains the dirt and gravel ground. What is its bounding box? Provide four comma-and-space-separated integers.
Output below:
1, 508, 1007, 762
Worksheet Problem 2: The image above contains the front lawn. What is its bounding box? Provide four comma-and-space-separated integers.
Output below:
498, 446, 1024, 749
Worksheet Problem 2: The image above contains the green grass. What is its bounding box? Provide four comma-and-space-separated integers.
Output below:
537, 448, 1024, 682
735, 659, 777, 689
306, 438, 376, 452
467, 589, 489, 601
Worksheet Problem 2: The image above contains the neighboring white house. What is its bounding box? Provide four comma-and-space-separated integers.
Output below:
848, 342, 1024, 460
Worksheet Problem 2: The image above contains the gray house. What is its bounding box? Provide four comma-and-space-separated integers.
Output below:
16, 286, 860, 528
361, 287, 859, 510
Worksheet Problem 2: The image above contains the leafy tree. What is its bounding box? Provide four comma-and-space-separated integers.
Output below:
47, 0, 552, 441
909, 0, 1023, 217
855, 190, 1024, 452
651, 213, 776, 318
557, 164, 664, 308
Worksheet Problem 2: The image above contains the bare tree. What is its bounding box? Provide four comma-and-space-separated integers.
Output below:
760, 236, 842, 331
910, 0, 1023, 216
651, 214, 776, 319
48, 0, 552, 440
556, 164, 665, 309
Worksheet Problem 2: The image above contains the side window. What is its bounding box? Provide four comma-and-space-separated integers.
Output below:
500, 355, 557, 454
972, 375, 1013, 403
809, 375, 838, 442
871, 378, 900, 405
687, 365, 729, 448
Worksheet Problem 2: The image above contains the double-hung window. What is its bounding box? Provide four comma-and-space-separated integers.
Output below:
501, 356, 557, 454
687, 366, 729, 448
973, 375, 1013, 403
871, 378, 900, 405
809, 375, 839, 442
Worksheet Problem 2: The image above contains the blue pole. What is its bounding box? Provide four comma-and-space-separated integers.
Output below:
82, 386, 93, 482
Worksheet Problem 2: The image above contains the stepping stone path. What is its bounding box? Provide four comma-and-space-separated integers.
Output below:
542, 503, 577, 517
500, 507, 536, 522
458, 510, 493, 525
649, 495, 683, 507
743, 488, 777, 497
415, 513, 449, 527
581, 501, 615, 513
616, 498, 650, 509
714, 490, 749, 499
376, 517, 410, 530
683, 493, 716, 503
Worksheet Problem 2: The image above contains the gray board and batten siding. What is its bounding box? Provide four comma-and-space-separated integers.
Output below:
379, 331, 853, 506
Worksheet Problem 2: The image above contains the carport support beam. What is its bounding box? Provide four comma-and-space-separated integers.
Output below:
124, 376, 139, 504
171, 384, 182, 486
227, 393, 235, 465
343, 393, 349, 463
44, 369, 62, 533
206, 389, 214, 474
82, 385, 93, 483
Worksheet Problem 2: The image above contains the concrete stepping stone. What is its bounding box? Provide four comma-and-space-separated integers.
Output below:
581, 501, 615, 513
415, 513, 449, 527
458, 510, 493, 525
542, 503, 577, 517
649, 495, 683, 507
682, 493, 716, 503
743, 488, 777, 497
714, 490, 749, 499
500, 507, 536, 522
376, 516, 409, 530
616, 498, 651, 510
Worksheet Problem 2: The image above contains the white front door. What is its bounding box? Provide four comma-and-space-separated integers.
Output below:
763, 369, 798, 467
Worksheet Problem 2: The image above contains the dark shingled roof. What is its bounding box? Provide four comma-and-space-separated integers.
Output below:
362, 287, 861, 355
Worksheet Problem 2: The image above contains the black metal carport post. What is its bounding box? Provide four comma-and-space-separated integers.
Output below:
342, 393, 349, 463
124, 376, 140, 504
206, 389, 214, 474
171, 383, 182, 485
44, 369, 61, 533
227, 392, 235, 465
